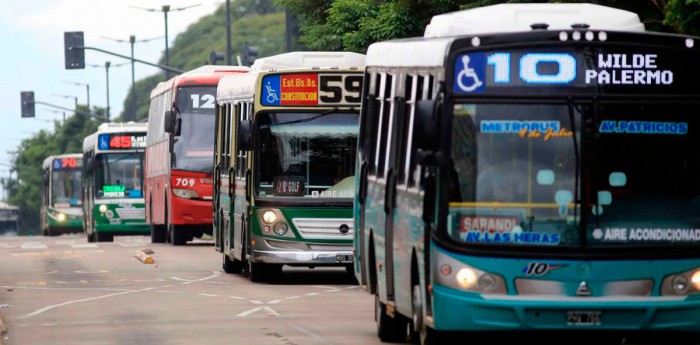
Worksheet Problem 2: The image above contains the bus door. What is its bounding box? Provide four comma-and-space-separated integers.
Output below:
213, 103, 225, 252
232, 102, 250, 262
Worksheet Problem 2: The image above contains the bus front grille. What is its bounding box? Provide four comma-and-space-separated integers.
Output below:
291, 218, 354, 240
116, 208, 145, 220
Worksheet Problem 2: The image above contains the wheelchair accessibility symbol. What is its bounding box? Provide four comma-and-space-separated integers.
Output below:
453, 53, 486, 94
265, 81, 279, 104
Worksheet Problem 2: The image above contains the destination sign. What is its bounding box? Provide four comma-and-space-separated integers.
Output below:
451, 45, 700, 96
261, 73, 363, 106
98, 133, 147, 150
52, 157, 81, 170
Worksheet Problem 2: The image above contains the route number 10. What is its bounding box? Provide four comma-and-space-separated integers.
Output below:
487, 53, 577, 84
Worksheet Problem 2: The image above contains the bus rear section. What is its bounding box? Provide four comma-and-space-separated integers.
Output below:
83, 123, 148, 242
146, 65, 249, 245
41, 154, 83, 235
355, 4, 700, 344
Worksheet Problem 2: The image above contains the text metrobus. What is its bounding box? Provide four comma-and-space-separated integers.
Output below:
82, 122, 148, 242
354, 3, 700, 344
41, 153, 83, 235
214, 52, 365, 282
145, 65, 249, 245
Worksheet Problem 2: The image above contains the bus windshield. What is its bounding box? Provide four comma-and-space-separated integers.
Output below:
172, 86, 216, 173
95, 152, 144, 199
256, 112, 358, 199
449, 103, 581, 246
52, 168, 81, 207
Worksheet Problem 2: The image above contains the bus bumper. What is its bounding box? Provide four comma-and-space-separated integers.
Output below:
171, 196, 213, 226
431, 284, 700, 332
94, 223, 150, 235
250, 238, 353, 265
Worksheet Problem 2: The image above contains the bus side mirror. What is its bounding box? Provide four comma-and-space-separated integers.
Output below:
164, 111, 174, 133
42, 172, 49, 185
238, 120, 252, 151
414, 100, 438, 151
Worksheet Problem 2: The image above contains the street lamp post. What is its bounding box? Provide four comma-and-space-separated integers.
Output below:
101, 35, 162, 121
52, 93, 78, 110
130, 4, 201, 79
87, 61, 128, 122
63, 80, 90, 110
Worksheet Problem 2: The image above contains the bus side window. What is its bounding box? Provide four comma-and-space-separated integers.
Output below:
375, 73, 394, 179
361, 72, 380, 174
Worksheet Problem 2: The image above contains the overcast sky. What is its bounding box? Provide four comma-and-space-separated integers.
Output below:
0, 0, 224, 183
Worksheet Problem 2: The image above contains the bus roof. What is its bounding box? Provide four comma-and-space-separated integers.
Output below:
367, 3, 644, 68
424, 3, 644, 38
0, 202, 18, 210
150, 65, 250, 99
250, 51, 365, 72
83, 122, 148, 152
42, 153, 82, 170
217, 52, 366, 102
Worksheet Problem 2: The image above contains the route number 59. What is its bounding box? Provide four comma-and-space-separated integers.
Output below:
319, 75, 363, 104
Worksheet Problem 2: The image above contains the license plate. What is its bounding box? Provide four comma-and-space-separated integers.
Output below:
336, 254, 353, 263
566, 310, 602, 326
109, 219, 121, 224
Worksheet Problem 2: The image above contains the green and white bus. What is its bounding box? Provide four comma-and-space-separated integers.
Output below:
82, 122, 148, 242
354, 4, 700, 344
41, 154, 83, 236
214, 52, 365, 282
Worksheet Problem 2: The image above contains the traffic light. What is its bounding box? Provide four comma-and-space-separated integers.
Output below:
241, 43, 258, 66
64, 31, 85, 69
209, 51, 224, 65
20, 91, 35, 118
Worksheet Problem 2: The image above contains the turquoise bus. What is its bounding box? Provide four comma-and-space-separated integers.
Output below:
354, 4, 700, 344
41, 154, 83, 235
214, 52, 365, 282
82, 122, 148, 242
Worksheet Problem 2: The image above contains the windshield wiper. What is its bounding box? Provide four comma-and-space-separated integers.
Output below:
274, 107, 340, 126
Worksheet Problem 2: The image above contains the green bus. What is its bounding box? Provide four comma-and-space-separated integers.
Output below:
41, 154, 83, 235
82, 122, 148, 242
214, 52, 365, 282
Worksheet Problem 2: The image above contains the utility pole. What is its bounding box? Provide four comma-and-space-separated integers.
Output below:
63, 80, 90, 110
226, 0, 232, 65
130, 4, 201, 79
87, 61, 128, 121
52, 93, 78, 110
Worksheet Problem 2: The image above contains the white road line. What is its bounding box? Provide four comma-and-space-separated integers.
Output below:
169, 271, 222, 283
326, 290, 341, 293
345, 286, 360, 289
250, 300, 263, 304
285, 296, 301, 299
305, 292, 320, 296
237, 307, 262, 317
229, 296, 247, 300
267, 300, 281, 304
155, 291, 183, 294
21, 243, 47, 249
311, 285, 337, 290
0, 285, 132, 292
20, 287, 155, 319
198, 293, 220, 297
133, 279, 165, 282
159, 285, 175, 288
70, 244, 98, 249
236, 306, 279, 317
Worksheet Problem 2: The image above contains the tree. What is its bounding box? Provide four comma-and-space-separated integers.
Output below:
279, 0, 700, 53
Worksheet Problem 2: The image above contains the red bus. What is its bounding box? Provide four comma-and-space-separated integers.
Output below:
145, 65, 249, 245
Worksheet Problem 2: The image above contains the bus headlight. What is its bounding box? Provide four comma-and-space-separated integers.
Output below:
173, 188, 199, 199
99, 205, 108, 213
661, 268, 700, 295
57, 213, 67, 222
262, 211, 276, 224
273, 223, 288, 236
434, 249, 506, 294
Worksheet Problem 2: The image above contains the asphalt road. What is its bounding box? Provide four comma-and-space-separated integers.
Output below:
0, 234, 381, 345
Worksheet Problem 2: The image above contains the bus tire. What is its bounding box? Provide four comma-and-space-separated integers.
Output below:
87, 232, 95, 243
249, 262, 281, 283
95, 232, 113, 242
411, 284, 442, 345
170, 225, 187, 246
150, 200, 166, 243
375, 294, 408, 343
222, 253, 244, 274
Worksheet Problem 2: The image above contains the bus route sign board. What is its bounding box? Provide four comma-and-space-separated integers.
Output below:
451, 45, 700, 96
261, 72, 363, 107
98, 133, 147, 151
53, 158, 81, 170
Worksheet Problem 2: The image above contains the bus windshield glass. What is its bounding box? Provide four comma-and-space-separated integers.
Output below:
256, 112, 358, 199
449, 103, 581, 246
587, 102, 700, 247
95, 152, 144, 199
172, 86, 216, 172
52, 167, 82, 207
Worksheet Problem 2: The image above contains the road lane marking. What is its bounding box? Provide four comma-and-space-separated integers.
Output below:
73, 270, 109, 274
21, 243, 47, 249
155, 291, 183, 294
19, 287, 155, 319
169, 271, 222, 283
287, 322, 332, 345
267, 300, 281, 304
11, 252, 50, 256
229, 296, 247, 300
70, 244, 98, 249
285, 296, 300, 299
305, 292, 320, 296
326, 289, 341, 293
250, 300, 263, 304
1, 285, 133, 292
198, 293, 220, 297
236, 306, 279, 317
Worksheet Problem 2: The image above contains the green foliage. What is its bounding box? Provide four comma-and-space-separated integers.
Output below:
281, 0, 699, 53
4, 110, 102, 234
118, 0, 291, 122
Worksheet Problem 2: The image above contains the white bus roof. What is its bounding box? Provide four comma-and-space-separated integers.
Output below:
150, 65, 249, 98
83, 122, 148, 152
250, 51, 365, 72
42, 153, 83, 170
218, 52, 366, 102
424, 3, 644, 38
367, 4, 644, 68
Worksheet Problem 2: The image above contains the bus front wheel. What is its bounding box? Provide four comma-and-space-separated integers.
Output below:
375, 294, 408, 343
249, 262, 281, 283
222, 253, 244, 274
411, 284, 442, 345
95, 232, 113, 242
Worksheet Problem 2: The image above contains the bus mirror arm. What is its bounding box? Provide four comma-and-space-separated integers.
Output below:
422, 172, 437, 223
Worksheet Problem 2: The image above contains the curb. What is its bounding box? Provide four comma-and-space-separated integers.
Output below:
133, 248, 155, 264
